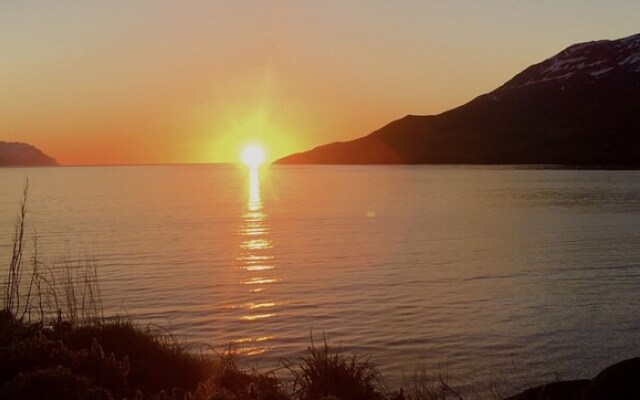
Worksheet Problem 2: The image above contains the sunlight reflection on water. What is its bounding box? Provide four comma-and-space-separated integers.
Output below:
235, 167, 278, 354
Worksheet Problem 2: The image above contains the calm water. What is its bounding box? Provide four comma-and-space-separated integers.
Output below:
1, 165, 639, 391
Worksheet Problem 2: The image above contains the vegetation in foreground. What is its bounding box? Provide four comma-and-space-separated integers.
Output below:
5, 307, 500, 400
0, 310, 289, 400
0, 311, 404, 400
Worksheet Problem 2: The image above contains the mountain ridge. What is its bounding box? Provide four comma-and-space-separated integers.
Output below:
277, 33, 640, 165
0, 141, 58, 167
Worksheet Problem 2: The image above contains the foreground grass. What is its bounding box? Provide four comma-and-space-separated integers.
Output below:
0, 309, 286, 400
0, 309, 411, 400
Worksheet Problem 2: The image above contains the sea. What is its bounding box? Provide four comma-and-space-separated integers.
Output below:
1, 165, 639, 393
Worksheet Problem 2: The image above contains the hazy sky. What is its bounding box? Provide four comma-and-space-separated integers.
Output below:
2, 1, 639, 165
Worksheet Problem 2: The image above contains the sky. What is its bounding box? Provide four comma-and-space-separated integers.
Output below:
1, 1, 639, 165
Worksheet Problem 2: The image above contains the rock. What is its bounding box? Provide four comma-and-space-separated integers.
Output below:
504, 379, 590, 400
504, 358, 640, 400
581, 357, 640, 400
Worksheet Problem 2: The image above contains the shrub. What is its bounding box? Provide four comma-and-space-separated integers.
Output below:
57, 318, 215, 395
286, 335, 386, 400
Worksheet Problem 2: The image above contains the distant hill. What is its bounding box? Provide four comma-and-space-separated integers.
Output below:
277, 33, 640, 165
0, 141, 58, 167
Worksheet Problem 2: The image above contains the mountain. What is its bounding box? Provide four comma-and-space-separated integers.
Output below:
0, 142, 58, 167
277, 33, 640, 165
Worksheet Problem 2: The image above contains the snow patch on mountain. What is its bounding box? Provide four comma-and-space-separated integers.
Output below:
499, 33, 640, 91
619, 53, 640, 66
591, 66, 614, 77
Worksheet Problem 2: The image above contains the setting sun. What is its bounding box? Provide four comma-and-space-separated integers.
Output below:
241, 145, 266, 168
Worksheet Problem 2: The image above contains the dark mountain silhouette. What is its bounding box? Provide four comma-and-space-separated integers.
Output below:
277, 33, 640, 165
0, 141, 58, 167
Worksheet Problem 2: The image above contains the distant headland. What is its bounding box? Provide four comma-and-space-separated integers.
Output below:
277, 33, 640, 166
0, 141, 58, 167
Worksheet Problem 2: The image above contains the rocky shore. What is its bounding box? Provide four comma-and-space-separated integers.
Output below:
505, 358, 640, 400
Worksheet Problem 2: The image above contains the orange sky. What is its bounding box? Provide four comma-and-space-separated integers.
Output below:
2, 1, 639, 165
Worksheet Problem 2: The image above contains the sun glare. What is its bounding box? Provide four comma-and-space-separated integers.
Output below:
241, 145, 266, 169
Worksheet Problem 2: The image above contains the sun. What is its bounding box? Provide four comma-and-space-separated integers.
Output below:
241, 145, 266, 168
